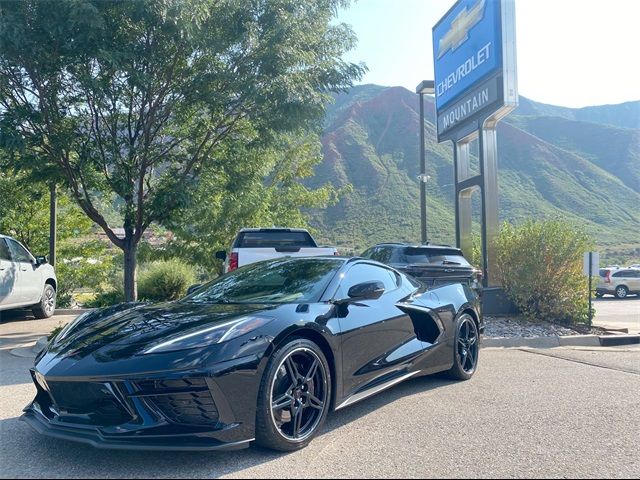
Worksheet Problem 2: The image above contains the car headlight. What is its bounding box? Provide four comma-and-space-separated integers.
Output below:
143, 316, 274, 354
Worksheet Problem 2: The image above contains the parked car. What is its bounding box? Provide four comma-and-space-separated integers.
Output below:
596, 268, 640, 298
0, 234, 57, 318
361, 243, 483, 294
25, 256, 482, 452
216, 228, 337, 273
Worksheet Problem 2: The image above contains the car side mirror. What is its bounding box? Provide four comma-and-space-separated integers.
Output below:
34, 256, 48, 266
215, 250, 227, 261
347, 281, 385, 301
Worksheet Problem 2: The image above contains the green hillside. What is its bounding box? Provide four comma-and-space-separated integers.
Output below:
309, 85, 640, 264
515, 97, 640, 130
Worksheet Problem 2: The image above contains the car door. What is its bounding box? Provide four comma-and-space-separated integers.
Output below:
333, 262, 425, 399
6, 238, 41, 305
0, 238, 20, 308
628, 270, 640, 292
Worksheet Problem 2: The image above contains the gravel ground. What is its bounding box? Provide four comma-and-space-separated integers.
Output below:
483, 315, 607, 338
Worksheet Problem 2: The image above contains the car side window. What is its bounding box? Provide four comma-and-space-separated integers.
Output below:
0, 239, 11, 261
361, 247, 375, 258
372, 247, 393, 263
7, 239, 32, 263
612, 270, 630, 278
334, 263, 398, 300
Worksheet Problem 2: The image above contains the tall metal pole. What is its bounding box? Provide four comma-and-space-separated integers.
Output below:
49, 183, 57, 267
587, 252, 593, 326
419, 93, 427, 244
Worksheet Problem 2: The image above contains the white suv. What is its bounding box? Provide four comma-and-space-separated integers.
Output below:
0, 234, 57, 318
596, 267, 640, 299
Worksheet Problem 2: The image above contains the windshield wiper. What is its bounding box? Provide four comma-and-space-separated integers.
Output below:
440, 260, 461, 265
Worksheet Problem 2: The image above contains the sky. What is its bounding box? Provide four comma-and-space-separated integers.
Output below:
336, 0, 640, 108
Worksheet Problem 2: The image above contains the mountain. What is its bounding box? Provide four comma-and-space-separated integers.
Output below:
309, 85, 640, 264
515, 97, 640, 130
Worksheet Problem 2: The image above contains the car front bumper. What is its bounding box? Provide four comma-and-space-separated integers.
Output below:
21, 354, 263, 451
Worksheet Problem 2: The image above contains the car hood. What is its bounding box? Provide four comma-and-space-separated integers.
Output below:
47, 301, 277, 357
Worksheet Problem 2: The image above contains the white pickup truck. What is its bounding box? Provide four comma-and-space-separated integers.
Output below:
216, 228, 338, 273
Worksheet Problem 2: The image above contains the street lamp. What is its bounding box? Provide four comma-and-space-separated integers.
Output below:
416, 80, 435, 244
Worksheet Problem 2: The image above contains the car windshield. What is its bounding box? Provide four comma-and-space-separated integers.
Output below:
396, 247, 471, 267
184, 258, 344, 304
236, 231, 316, 248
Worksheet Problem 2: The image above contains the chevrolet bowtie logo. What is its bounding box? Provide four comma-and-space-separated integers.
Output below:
438, 0, 486, 59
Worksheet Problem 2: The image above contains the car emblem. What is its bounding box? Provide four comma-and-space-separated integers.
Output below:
438, 0, 486, 58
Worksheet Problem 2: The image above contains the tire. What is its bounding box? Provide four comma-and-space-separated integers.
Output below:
444, 313, 479, 381
594, 292, 603, 298
614, 286, 628, 299
33, 284, 56, 319
255, 338, 331, 451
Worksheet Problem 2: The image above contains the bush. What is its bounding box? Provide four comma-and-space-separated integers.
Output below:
55, 240, 119, 307
137, 260, 197, 302
82, 290, 124, 308
495, 219, 593, 325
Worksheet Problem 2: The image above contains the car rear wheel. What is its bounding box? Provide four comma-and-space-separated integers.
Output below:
33, 284, 56, 319
615, 286, 628, 299
255, 338, 331, 451
444, 313, 479, 381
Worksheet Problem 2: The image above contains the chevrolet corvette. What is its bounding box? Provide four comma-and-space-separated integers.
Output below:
23, 256, 482, 451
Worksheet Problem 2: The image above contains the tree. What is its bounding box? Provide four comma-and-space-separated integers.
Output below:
164, 131, 345, 271
0, 0, 364, 300
0, 167, 93, 255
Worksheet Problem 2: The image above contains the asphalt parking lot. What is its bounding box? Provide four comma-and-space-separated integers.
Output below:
593, 296, 640, 333
1, 314, 639, 478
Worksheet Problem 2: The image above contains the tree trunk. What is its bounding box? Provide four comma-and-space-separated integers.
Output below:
123, 240, 138, 302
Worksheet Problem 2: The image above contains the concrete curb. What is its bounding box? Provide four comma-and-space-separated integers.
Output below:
483, 334, 640, 348
34, 336, 48, 352
599, 335, 640, 347
54, 308, 93, 316
8, 336, 48, 359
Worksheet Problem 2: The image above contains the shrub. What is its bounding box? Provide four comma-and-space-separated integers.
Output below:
495, 219, 593, 325
55, 240, 119, 307
82, 290, 124, 308
137, 259, 197, 302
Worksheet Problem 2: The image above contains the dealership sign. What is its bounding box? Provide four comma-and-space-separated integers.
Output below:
433, 0, 517, 141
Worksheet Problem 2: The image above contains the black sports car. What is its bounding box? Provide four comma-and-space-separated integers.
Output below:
23, 256, 482, 452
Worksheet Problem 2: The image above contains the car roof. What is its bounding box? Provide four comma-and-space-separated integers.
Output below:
371, 242, 461, 251
237, 228, 310, 233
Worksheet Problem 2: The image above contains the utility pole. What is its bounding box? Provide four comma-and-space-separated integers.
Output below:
49, 183, 57, 267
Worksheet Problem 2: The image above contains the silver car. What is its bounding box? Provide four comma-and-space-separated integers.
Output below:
596, 268, 640, 299
0, 234, 57, 318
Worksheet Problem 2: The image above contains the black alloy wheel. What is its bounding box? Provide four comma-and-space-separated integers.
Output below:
445, 313, 479, 380
256, 339, 331, 451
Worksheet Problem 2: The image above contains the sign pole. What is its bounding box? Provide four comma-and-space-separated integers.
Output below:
588, 252, 593, 326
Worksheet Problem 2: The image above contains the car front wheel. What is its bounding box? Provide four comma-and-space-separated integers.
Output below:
33, 284, 56, 319
255, 338, 331, 451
